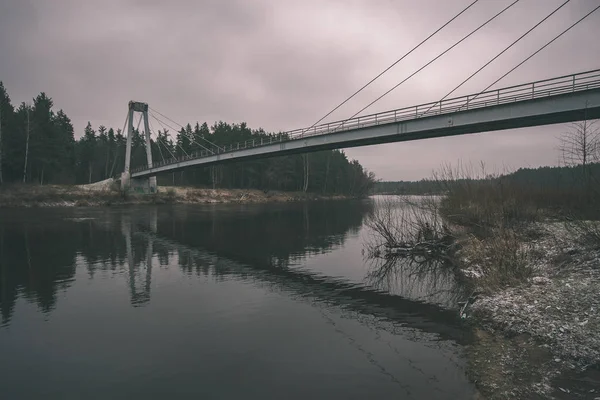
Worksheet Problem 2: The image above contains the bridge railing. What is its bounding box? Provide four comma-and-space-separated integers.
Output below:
133, 69, 600, 173
291, 69, 600, 138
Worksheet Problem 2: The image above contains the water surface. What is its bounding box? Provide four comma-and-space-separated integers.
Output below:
0, 200, 475, 399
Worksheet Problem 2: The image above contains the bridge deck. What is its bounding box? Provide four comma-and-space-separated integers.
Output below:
132, 69, 600, 178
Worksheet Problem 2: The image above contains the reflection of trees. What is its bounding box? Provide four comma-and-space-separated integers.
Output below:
363, 196, 469, 308
0, 220, 79, 325
0, 229, 11, 325
134, 229, 467, 342
153, 200, 372, 271
365, 256, 468, 309
0, 201, 371, 325
0, 210, 138, 324
0, 201, 471, 341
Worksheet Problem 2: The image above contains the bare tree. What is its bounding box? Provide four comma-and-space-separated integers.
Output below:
559, 118, 600, 199
364, 196, 455, 261
560, 119, 599, 167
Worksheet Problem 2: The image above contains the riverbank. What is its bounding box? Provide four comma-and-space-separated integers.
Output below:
0, 182, 350, 208
424, 171, 600, 398
462, 221, 600, 399
366, 194, 599, 398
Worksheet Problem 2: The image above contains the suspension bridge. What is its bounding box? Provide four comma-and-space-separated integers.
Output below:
121, 69, 600, 192
115, 0, 600, 192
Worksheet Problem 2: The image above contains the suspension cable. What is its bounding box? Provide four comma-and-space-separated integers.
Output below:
329, 0, 521, 129
158, 136, 177, 161
419, 0, 571, 116
111, 111, 130, 176
149, 113, 189, 157
149, 106, 223, 151
300, 0, 481, 135
150, 111, 210, 152
472, 3, 600, 102
149, 111, 177, 134
148, 119, 166, 162
120, 112, 129, 137
149, 112, 213, 155
157, 133, 177, 160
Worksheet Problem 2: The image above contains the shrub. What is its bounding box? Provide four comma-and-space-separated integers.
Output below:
564, 218, 600, 249
460, 228, 532, 292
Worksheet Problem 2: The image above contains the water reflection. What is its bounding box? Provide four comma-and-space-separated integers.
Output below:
363, 195, 469, 309
151, 201, 367, 267
0, 201, 477, 399
365, 256, 468, 309
0, 216, 80, 324
1, 200, 469, 341
0, 201, 370, 325
121, 214, 154, 306
131, 225, 467, 342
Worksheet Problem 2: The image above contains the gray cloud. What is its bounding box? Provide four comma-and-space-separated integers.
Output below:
1, 0, 599, 180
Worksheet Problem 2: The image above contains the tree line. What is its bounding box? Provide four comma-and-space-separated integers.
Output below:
374, 163, 600, 195
375, 119, 600, 199
0, 83, 376, 196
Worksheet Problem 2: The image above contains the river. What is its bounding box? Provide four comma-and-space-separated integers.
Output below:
0, 199, 477, 399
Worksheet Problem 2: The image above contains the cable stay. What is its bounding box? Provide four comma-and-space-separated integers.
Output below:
149, 113, 189, 157
147, 119, 166, 163
300, 0, 481, 136
419, 0, 571, 117
149, 106, 224, 152
150, 112, 218, 157
327, 0, 521, 132
467, 3, 600, 108
149, 111, 216, 155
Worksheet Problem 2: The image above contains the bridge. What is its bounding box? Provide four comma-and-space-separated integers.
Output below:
121, 69, 600, 191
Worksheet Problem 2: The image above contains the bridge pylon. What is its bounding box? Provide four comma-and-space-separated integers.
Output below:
120, 101, 157, 193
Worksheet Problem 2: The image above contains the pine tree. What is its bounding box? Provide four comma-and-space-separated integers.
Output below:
80, 122, 97, 183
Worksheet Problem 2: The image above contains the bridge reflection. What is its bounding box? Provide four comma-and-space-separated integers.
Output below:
1, 201, 470, 343
0, 202, 368, 324
121, 211, 156, 306
122, 203, 469, 343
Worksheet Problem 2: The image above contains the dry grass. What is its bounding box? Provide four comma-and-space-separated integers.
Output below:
366, 164, 544, 294
0, 184, 350, 208
0, 184, 122, 207
433, 163, 540, 237
458, 229, 533, 293
564, 218, 600, 250
429, 164, 548, 292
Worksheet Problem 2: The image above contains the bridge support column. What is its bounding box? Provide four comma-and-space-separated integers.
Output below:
120, 104, 135, 191
120, 171, 131, 191
120, 101, 157, 193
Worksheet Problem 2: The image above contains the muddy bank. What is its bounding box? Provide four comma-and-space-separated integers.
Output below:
463, 222, 600, 399
0, 183, 350, 208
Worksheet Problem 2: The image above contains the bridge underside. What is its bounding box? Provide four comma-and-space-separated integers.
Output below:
132, 89, 600, 179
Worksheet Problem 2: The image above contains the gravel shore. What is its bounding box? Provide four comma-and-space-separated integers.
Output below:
466, 222, 600, 398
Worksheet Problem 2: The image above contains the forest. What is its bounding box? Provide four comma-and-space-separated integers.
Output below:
0, 83, 376, 196
374, 163, 600, 197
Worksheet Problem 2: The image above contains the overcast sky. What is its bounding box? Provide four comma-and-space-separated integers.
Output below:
1, 0, 599, 180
